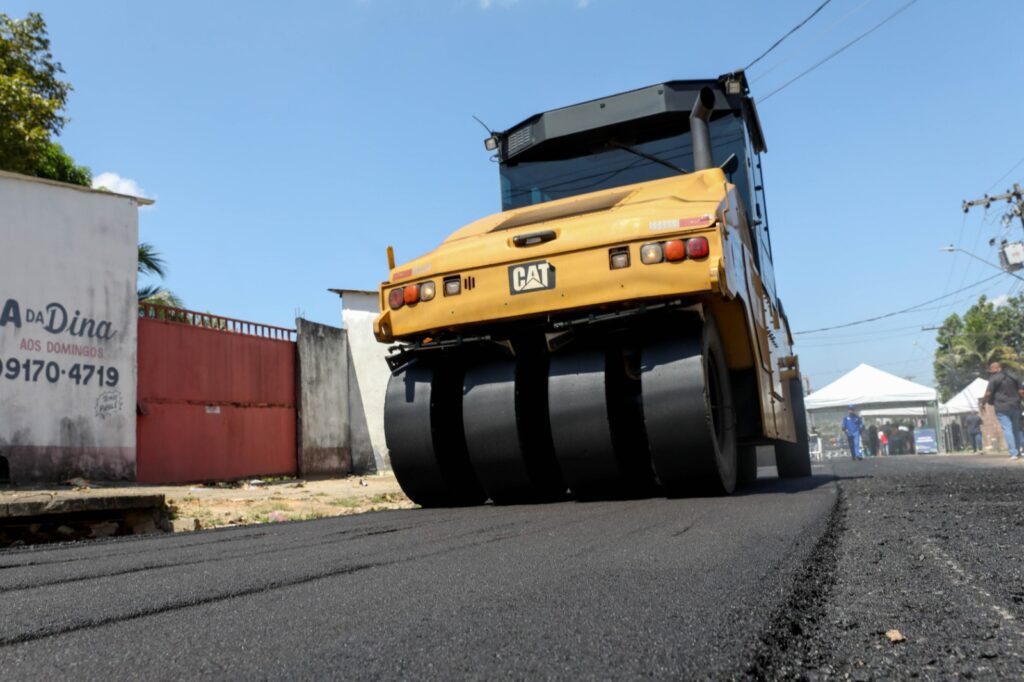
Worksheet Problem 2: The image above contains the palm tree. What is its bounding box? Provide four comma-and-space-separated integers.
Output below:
943, 329, 1019, 399
138, 242, 166, 279
138, 242, 183, 307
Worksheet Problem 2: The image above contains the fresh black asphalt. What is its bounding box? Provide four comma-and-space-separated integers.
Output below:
758, 455, 1024, 680
1, 455, 1021, 679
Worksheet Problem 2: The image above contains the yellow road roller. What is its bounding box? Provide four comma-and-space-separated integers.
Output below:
374, 71, 810, 506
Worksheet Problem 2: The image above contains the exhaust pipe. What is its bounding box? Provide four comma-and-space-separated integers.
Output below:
689, 87, 715, 171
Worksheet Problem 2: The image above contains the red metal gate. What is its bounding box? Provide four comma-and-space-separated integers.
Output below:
136, 304, 296, 483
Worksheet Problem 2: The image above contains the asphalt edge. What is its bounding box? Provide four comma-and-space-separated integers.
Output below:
745, 481, 846, 680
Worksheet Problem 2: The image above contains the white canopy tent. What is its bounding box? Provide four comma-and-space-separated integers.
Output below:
805, 363, 938, 410
806, 364, 942, 454
941, 377, 988, 415
860, 407, 928, 418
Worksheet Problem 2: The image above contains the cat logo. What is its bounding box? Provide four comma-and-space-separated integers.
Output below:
508, 260, 556, 295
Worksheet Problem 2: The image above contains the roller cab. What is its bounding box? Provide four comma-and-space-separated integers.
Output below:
375, 72, 811, 507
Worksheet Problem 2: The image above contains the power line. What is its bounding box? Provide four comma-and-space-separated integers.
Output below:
760, 0, 920, 103
744, 0, 835, 71
800, 322, 926, 340
798, 329, 927, 349
987, 153, 1024, 193
794, 273, 1004, 335
800, 284, 1010, 342
799, 295, 1006, 348
751, 0, 877, 84
958, 205, 999, 294
802, 279, 1011, 347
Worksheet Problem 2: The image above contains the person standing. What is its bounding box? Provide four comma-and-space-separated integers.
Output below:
878, 429, 889, 456
897, 424, 910, 454
841, 406, 864, 460
965, 411, 983, 453
867, 424, 879, 457
982, 361, 1023, 459
950, 421, 963, 452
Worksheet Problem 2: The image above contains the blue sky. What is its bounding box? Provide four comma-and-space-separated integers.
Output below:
9, 0, 1024, 390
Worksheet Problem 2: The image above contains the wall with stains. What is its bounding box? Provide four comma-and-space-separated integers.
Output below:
296, 319, 352, 477
0, 172, 140, 482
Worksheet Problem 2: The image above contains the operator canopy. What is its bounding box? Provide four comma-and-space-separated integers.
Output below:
488, 72, 767, 212
494, 72, 765, 163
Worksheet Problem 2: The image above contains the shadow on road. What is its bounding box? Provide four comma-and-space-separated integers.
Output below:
733, 472, 868, 496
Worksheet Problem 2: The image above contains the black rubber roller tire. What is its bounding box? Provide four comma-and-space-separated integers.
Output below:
641, 316, 737, 496
775, 376, 812, 478
384, 362, 487, 507
463, 357, 565, 504
548, 347, 657, 501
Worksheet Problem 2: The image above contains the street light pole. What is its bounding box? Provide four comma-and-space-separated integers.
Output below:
939, 246, 1024, 283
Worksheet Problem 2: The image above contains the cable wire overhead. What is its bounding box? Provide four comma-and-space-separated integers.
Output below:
744, 0, 835, 71
794, 273, 1003, 335
987, 153, 1024, 193
760, 0, 920, 103
751, 0, 877, 84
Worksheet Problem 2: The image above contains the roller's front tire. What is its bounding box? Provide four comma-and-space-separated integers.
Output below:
641, 316, 737, 496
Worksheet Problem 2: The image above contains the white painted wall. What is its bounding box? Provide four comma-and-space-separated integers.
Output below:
341, 292, 391, 471
0, 173, 141, 481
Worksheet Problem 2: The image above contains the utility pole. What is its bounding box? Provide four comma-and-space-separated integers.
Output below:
963, 182, 1024, 228
963, 183, 1024, 270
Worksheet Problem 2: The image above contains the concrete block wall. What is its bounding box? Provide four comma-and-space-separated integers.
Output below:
296, 317, 381, 476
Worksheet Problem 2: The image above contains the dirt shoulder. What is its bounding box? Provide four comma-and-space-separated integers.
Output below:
0, 474, 412, 542
160, 474, 414, 531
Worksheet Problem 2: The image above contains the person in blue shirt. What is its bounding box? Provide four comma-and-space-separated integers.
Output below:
841, 405, 864, 460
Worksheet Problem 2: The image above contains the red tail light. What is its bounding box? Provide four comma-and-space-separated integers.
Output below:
403, 284, 420, 305
388, 288, 405, 310
687, 237, 709, 258
663, 240, 685, 262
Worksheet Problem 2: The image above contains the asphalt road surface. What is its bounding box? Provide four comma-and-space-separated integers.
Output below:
1, 455, 1022, 679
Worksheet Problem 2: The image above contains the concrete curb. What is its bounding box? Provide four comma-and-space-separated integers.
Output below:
0, 492, 168, 547
0, 493, 166, 519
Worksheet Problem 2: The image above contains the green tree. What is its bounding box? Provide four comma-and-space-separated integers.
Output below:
0, 12, 91, 185
933, 294, 1023, 400
33, 139, 91, 186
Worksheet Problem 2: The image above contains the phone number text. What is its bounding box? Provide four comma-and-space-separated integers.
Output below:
1, 357, 119, 386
